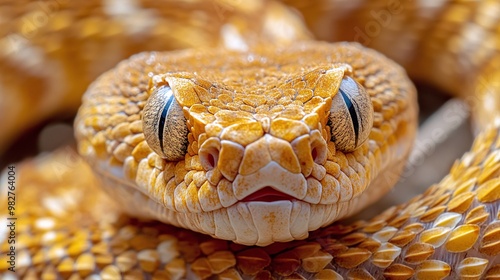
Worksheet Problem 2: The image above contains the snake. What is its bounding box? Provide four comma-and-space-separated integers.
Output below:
1, 0, 500, 279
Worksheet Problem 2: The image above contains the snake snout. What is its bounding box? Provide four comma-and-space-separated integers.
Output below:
238, 134, 301, 175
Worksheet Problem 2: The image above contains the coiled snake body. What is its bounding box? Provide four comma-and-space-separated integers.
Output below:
1, 0, 500, 279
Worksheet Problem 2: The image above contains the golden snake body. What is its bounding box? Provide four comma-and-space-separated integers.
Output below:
1, 0, 500, 279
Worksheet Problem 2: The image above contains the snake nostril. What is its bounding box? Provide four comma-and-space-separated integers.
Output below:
199, 138, 221, 171
200, 149, 219, 170
311, 147, 318, 162
311, 145, 326, 164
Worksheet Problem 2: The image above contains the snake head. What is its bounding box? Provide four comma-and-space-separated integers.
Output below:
141, 62, 375, 245
76, 43, 414, 247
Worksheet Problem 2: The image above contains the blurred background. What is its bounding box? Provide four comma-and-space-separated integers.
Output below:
0, 0, 479, 219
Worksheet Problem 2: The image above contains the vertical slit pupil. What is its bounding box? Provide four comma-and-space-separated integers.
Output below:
158, 86, 174, 153
339, 80, 360, 147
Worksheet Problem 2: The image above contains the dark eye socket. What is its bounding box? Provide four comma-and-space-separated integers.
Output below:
329, 76, 373, 152
142, 86, 189, 161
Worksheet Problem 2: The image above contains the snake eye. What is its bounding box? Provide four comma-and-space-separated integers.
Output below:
142, 85, 188, 161
329, 76, 373, 152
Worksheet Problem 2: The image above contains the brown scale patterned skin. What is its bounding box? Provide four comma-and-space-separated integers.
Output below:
1, 0, 500, 279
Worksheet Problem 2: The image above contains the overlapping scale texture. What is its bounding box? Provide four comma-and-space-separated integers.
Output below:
3, 122, 500, 279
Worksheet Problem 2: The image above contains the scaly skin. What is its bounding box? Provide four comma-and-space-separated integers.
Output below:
284, 0, 500, 128
1, 1, 500, 279
0, 0, 311, 152
74, 42, 417, 247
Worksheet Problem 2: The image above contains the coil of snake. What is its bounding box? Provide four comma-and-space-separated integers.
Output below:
1, 0, 500, 279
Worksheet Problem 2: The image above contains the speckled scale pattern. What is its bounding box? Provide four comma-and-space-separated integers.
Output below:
2, 122, 500, 278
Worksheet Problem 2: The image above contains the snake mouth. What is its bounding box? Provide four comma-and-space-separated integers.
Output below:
241, 186, 296, 202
